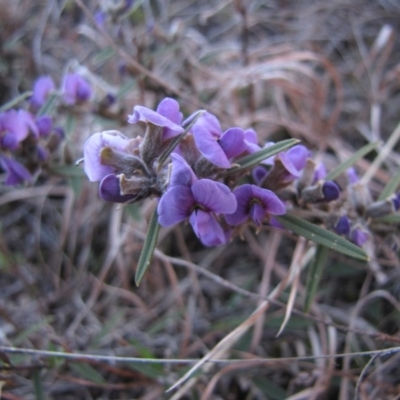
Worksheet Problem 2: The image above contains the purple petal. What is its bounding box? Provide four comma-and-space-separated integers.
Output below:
225, 184, 253, 226
36, 116, 53, 137
189, 210, 227, 246
191, 112, 222, 139
83, 130, 129, 182
286, 145, 310, 171
192, 126, 230, 168
250, 185, 286, 215
313, 162, 327, 182
252, 166, 267, 185
157, 186, 194, 226
1, 132, 18, 150
244, 129, 261, 153
249, 202, 266, 226
156, 98, 183, 125
191, 179, 237, 214
225, 184, 285, 226
219, 127, 246, 159
62, 73, 92, 105
351, 228, 368, 247
0, 156, 31, 185
0, 110, 32, 144
128, 105, 184, 139
278, 152, 302, 178
31, 76, 55, 109
169, 153, 197, 188
347, 167, 359, 184
99, 174, 136, 203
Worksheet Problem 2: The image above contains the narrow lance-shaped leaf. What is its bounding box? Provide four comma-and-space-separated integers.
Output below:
0, 91, 33, 112
135, 207, 161, 286
378, 171, 400, 200
37, 92, 58, 117
219, 138, 300, 178
303, 245, 328, 313
157, 110, 204, 167
276, 214, 369, 261
325, 141, 380, 181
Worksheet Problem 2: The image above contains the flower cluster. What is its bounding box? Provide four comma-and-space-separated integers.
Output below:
83, 97, 342, 247
0, 72, 91, 185
333, 167, 400, 247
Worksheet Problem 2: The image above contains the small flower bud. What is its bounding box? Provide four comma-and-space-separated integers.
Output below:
99, 174, 137, 203
366, 198, 397, 218
300, 180, 340, 203
347, 182, 372, 216
350, 227, 369, 247
335, 215, 350, 235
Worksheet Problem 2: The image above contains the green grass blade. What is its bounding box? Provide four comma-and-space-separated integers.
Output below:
37, 92, 58, 117
303, 245, 328, 313
276, 214, 369, 261
325, 141, 380, 181
33, 370, 45, 400
135, 208, 160, 286
0, 91, 33, 112
378, 172, 400, 200
70, 362, 106, 385
219, 139, 300, 178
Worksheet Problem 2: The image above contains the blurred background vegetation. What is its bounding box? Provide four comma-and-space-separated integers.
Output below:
1, 0, 400, 399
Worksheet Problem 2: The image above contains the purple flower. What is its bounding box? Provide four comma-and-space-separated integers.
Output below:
190, 112, 230, 168
0, 156, 31, 185
225, 184, 286, 226
30, 76, 55, 110
277, 145, 310, 180
128, 97, 184, 140
62, 73, 92, 105
83, 130, 130, 182
157, 154, 237, 246
0, 110, 38, 150
190, 112, 261, 169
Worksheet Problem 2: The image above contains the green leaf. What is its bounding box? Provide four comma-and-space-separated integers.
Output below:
303, 245, 328, 313
276, 214, 369, 261
33, 370, 45, 400
158, 110, 204, 167
377, 212, 400, 224
135, 208, 160, 286
116, 79, 136, 100
70, 362, 106, 385
378, 172, 400, 200
325, 141, 380, 181
50, 165, 86, 178
219, 139, 300, 178
37, 92, 58, 117
0, 91, 33, 112
92, 47, 115, 65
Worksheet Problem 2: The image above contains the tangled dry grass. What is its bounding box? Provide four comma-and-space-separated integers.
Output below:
1, 0, 400, 399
